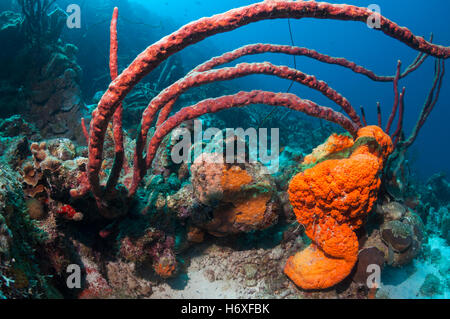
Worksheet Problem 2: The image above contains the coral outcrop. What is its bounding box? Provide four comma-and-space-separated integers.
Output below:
0, 7, 85, 143
190, 151, 279, 236
359, 199, 424, 271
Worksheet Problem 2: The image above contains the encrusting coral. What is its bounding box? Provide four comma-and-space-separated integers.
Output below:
285, 126, 394, 289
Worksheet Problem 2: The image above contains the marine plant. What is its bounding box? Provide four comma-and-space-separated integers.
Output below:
17, 0, 58, 47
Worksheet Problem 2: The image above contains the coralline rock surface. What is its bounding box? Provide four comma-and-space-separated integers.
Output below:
361, 199, 424, 268
189, 150, 279, 237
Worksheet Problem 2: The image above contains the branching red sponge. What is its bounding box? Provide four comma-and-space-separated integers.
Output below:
132, 62, 361, 193
191, 43, 428, 82
285, 126, 394, 290
88, 1, 449, 200
105, 7, 125, 195
128, 90, 357, 196
149, 61, 360, 129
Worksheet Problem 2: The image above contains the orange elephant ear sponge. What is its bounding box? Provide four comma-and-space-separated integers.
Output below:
285, 244, 357, 290
303, 133, 354, 166
285, 126, 393, 290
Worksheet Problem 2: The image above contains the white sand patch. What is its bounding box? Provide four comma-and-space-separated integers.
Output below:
150, 268, 244, 299
149, 245, 269, 299
378, 236, 449, 299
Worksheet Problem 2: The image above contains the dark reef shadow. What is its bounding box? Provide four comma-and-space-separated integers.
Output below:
166, 272, 189, 290
381, 263, 417, 286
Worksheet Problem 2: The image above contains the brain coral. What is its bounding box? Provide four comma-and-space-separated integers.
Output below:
285, 126, 393, 290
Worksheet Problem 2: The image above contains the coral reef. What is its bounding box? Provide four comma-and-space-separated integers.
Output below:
0, 4, 84, 143
0, 1, 449, 300
54, 2, 450, 297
